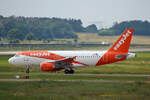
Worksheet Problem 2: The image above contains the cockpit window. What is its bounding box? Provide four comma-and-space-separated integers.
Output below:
14, 55, 20, 57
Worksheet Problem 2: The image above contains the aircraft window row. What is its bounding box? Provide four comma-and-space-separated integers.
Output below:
66, 56, 100, 58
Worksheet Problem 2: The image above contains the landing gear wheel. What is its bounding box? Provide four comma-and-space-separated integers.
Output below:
64, 69, 75, 74
64, 69, 70, 74
69, 69, 74, 74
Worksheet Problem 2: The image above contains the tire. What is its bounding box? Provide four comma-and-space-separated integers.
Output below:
64, 69, 69, 74
69, 69, 74, 74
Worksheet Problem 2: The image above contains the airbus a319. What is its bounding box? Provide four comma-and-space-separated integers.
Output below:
8, 29, 135, 75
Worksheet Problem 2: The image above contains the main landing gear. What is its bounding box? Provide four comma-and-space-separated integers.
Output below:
64, 69, 74, 74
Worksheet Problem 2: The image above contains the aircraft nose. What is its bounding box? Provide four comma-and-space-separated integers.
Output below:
8, 57, 14, 64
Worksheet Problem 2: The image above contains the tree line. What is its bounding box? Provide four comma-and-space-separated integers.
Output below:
0, 15, 98, 43
99, 20, 150, 36
1, 15, 149, 43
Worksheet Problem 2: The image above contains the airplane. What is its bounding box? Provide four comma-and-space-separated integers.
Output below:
8, 29, 136, 76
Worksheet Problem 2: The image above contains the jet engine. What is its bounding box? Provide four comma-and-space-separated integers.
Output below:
40, 62, 62, 72
40, 63, 55, 72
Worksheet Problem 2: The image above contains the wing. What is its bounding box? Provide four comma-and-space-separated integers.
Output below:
56, 56, 76, 62
45, 56, 77, 68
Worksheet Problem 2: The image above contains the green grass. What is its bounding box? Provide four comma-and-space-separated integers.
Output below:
0, 81, 150, 100
1, 52, 150, 100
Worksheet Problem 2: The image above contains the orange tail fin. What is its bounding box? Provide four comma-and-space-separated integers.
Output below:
96, 29, 134, 66
108, 29, 134, 53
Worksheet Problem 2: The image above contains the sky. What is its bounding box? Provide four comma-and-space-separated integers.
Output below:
0, 0, 150, 28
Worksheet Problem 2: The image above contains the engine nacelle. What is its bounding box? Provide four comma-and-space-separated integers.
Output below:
40, 63, 55, 72
40, 62, 62, 72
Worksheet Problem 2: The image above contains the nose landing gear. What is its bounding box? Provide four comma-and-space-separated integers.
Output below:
26, 66, 30, 73
15, 65, 30, 79
23, 65, 30, 79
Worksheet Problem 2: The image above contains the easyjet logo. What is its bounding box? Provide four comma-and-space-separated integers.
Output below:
30, 52, 51, 56
113, 30, 132, 50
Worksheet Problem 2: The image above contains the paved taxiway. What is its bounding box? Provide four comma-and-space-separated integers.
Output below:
0, 73, 150, 83
1, 72, 150, 77
0, 79, 150, 83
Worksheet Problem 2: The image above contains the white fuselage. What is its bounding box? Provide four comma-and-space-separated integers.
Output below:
8, 50, 107, 67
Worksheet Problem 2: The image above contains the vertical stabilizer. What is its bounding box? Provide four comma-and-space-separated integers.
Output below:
96, 29, 134, 66
108, 29, 134, 53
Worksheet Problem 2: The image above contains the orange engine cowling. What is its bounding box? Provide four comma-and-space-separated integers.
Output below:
40, 63, 55, 72
40, 62, 62, 72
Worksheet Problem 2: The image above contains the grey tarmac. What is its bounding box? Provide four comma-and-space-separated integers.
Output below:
0, 79, 150, 83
